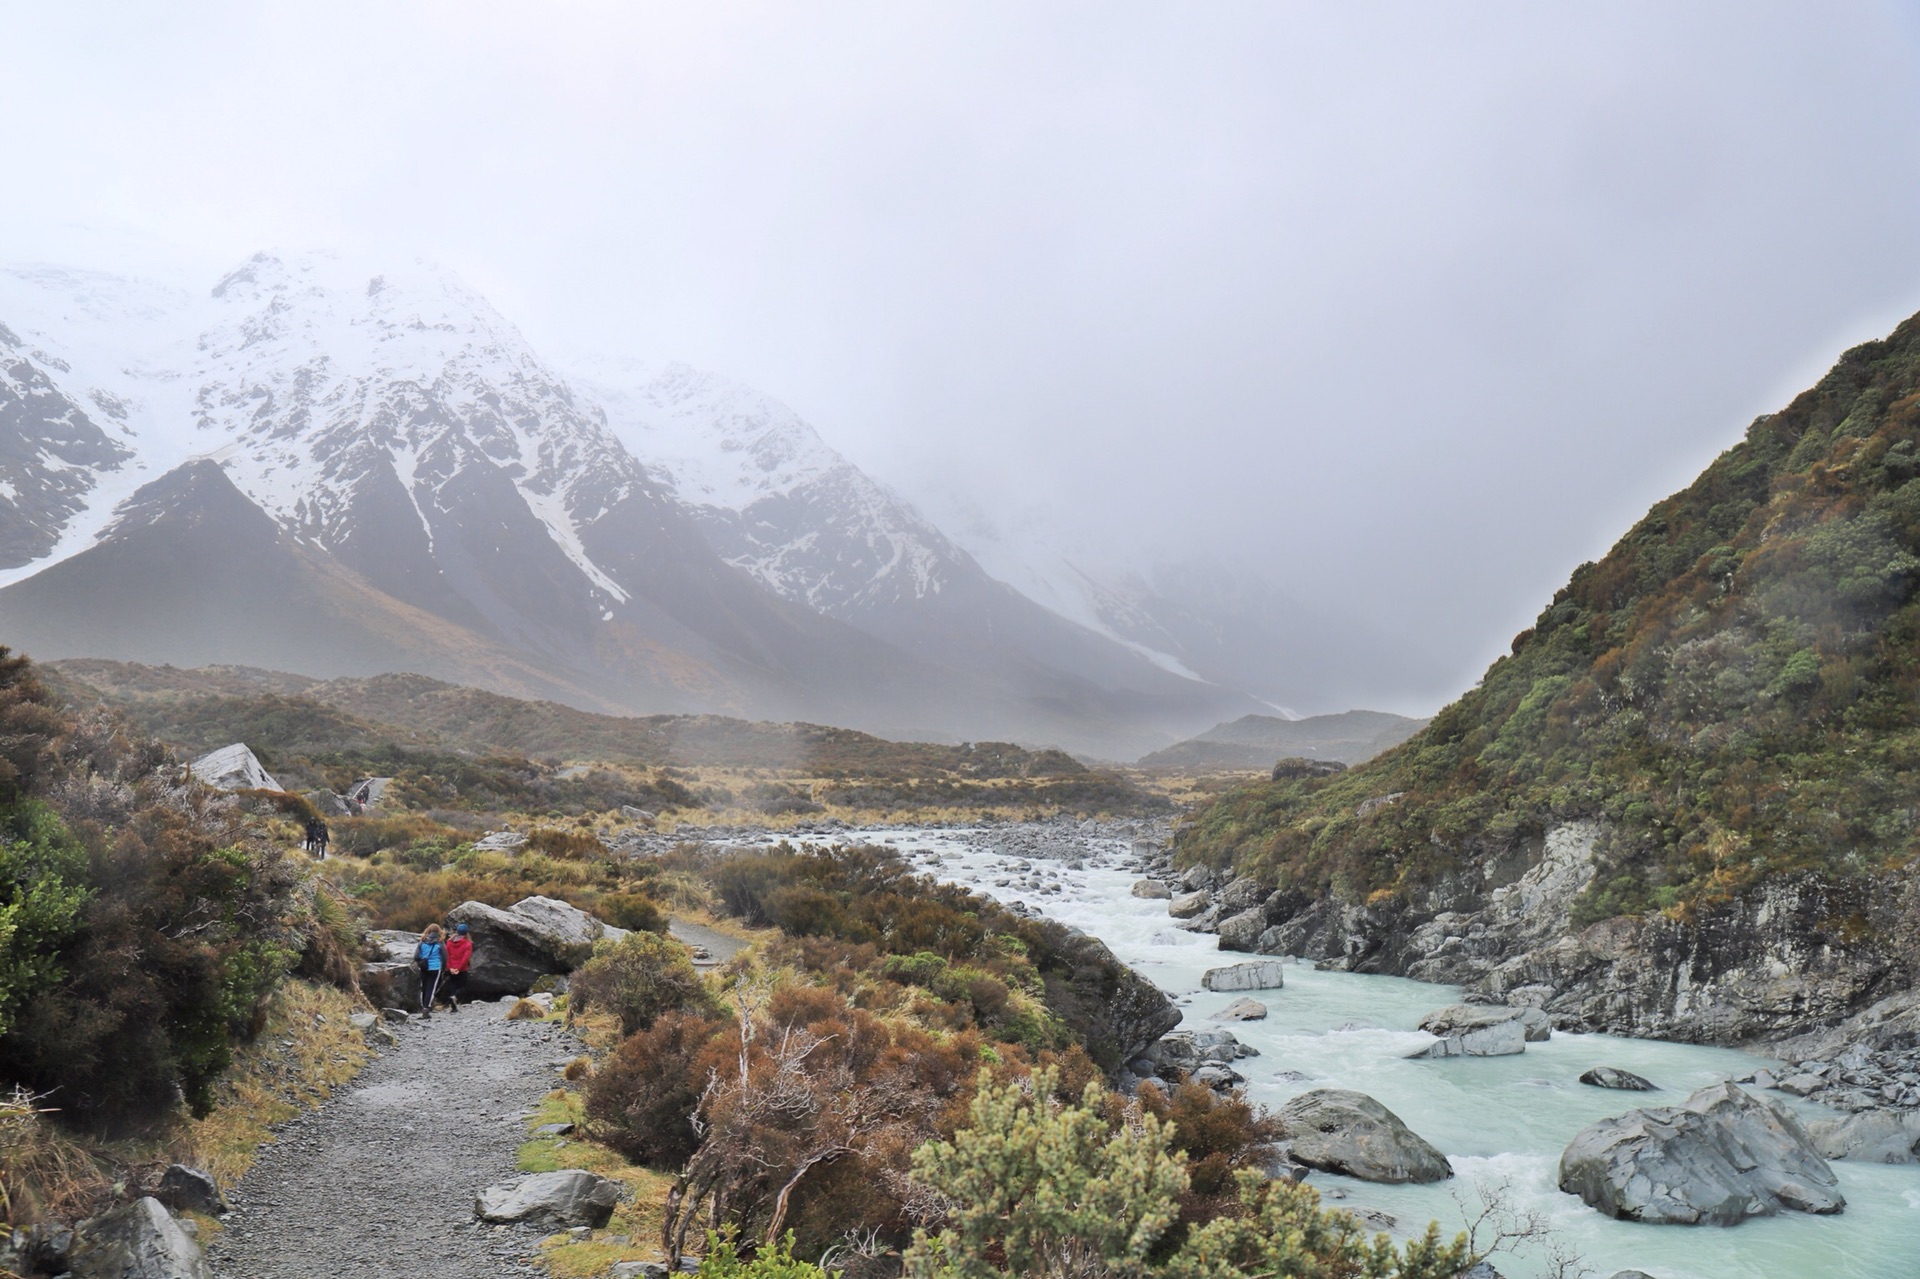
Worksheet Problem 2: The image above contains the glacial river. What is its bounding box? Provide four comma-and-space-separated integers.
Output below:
789, 825, 1920, 1279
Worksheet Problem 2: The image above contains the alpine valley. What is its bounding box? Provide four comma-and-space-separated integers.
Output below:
0, 252, 1286, 759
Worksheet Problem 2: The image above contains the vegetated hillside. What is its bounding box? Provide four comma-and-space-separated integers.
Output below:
45, 659, 1161, 819
1179, 313, 1920, 1041
1137, 710, 1428, 771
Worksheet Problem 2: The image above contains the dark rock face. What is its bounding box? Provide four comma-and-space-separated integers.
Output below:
1581, 1066, 1657, 1091
1196, 817, 1906, 1045
1041, 927, 1182, 1066
1274, 1089, 1452, 1184
1558, 1083, 1843, 1225
68, 1197, 208, 1279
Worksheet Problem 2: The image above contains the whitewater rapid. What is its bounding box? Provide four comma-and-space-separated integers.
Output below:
789, 825, 1920, 1279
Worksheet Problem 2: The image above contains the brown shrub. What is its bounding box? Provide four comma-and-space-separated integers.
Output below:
584, 1010, 727, 1169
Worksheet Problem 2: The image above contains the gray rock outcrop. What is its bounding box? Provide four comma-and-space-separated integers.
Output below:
1131, 879, 1173, 900
1216, 908, 1268, 950
1043, 926, 1183, 1063
1146, 1027, 1258, 1081
1557, 1082, 1843, 1224
1808, 1109, 1920, 1163
69, 1197, 209, 1279
1274, 1089, 1452, 1184
474, 1171, 621, 1228
1580, 1066, 1657, 1091
1202, 959, 1286, 992
188, 743, 279, 793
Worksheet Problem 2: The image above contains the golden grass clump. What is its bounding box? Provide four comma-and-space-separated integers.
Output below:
561, 1057, 594, 1082
0, 1087, 114, 1227
505, 998, 547, 1021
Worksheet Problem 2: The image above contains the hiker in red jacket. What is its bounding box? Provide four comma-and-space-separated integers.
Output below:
443, 922, 474, 1012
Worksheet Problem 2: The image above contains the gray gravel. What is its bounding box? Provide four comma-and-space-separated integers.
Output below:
209, 998, 581, 1279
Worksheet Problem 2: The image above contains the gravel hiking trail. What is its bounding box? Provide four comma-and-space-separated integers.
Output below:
210, 999, 582, 1279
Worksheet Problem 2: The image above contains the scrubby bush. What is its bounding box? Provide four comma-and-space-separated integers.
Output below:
569, 931, 715, 1035
585, 1010, 727, 1168
904, 1069, 1471, 1279
0, 802, 90, 1037
593, 890, 668, 933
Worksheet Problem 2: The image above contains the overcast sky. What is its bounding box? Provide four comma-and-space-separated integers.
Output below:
9, 1, 1920, 713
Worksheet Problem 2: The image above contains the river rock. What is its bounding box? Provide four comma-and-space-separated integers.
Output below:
1212, 997, 1268, 1022
155, 1164, 226, 1216
1203, 960, 1286, 992
1179, 864, 1214, 892
1147, 1028, 1259, 1079
1132, 879, 1173, 900
1809, 1109, 1920, 1163
1191, 1064, 1245, 1090
1168, 891, 1211, 919
1409, 1005, 1539, 1057
1217, 908, 1268, 951
1581, 1066, 1657, 1091
69, 1197, 209, 1279
1274, 1089, 1453, 1184
0, 1222, 74, 1277
474, 1171, 622, 1228
1557, 1082, 1843, 1224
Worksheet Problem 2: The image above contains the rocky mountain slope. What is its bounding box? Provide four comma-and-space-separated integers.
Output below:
1178, 309, 1920, 1046
0, 254, 1255, 756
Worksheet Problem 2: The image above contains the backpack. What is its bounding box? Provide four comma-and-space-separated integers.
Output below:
416, 940, 445, 971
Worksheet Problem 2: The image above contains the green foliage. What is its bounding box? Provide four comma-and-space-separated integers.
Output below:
0, 802, 90, 1038
904, 1070, 1469, 1279
1181, 317, 1920, 920
696, 1231, 831, 1279
569, 930, 717, 1036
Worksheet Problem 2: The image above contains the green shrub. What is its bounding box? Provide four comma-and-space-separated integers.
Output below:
0, 802, 90, 1037
569, 931, 715, 1035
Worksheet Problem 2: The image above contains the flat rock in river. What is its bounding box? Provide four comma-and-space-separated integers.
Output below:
1580, 1066, 1657, 1091
1202, 960, 1286, 992
1558, 1082, 1843, 1224
1275, 1089, 1453, 1184
1211, 997, 1268, 1022
1168, 890, 1210, 919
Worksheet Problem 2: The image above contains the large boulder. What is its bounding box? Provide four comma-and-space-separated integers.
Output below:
1042, 926, 1183, 1063
1212, 997, 1268, 1022
1203, 960, 1286, 992
1557, 1082, 1844, 1224
445, 896, 628, 999
1275, 1090, 1453, 1184
1131, 879, 1173, 900
1216, 909, 1268, 951
188, 743, 279, 793
68, 1197, 208, 1279
1168, 890, 1211, 920
475, 1171, 621, 1228
1409, 1005, 1544, 1058
1808, 1109, 1920, 1163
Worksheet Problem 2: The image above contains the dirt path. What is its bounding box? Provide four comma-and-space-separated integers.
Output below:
209, 999, 581, 1279
667, 917, 745, 965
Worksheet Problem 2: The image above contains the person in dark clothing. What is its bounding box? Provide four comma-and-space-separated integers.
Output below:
415, 924, 447, 1019
443, 922, 473, 1012
313, 818, 329, 859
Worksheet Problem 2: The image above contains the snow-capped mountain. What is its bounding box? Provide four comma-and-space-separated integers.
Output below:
0, 252, 1260, 755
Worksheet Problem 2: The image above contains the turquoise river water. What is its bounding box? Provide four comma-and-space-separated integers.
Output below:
794, 825, 1920, 1279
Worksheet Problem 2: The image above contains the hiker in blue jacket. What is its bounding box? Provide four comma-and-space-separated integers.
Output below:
415, 923, 448, 1019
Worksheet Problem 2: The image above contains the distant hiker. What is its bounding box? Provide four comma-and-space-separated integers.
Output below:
443, 922, 473, 1012
314, 818, 329, 859
415, 923, 448, 1019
